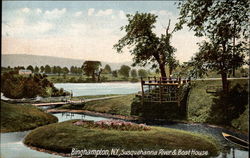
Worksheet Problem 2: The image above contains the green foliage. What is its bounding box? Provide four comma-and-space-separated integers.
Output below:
119, 65, 131, 78
114, 12, 176, 78
131, 69, 137, 78
112, 70, 118, 77
44, 65, 51, 74
62, 67, 69, 74
138, 69, 148, 78
0, 101, 58, 132
26, 65, 34, 72
82, 60, 102, 81
187, 79, 248, 133
177, 0, 249, 92
34, 66, 39, 73
1, 71, 69, 99
207, 83, 248, 125
103, 64, 112, 74
40, 66, 45, 73
130, 78, 139, 83
231, 105, 249, 133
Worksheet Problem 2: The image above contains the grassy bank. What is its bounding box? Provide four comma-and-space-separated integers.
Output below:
47, 74, 139, 83
0, 101, 58, 132
188, 79, 248, 133
24, 120, 219, 157
73, 94, 122, 99
58, 94, 134, 116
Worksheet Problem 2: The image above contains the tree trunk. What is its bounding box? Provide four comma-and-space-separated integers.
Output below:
221, 72, 228, 93
92, 72, 96, 82
159, 63, 167, 78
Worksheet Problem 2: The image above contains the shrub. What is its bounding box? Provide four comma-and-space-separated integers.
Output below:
1, 71, 69, 99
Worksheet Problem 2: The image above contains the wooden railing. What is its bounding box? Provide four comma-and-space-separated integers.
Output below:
141, 77, 191, 85
139, 77, 191, 104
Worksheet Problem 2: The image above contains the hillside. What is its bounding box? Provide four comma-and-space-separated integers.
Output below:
1, 54, 136, 70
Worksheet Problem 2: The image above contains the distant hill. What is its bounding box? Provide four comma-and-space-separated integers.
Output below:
1, 54, 138, 70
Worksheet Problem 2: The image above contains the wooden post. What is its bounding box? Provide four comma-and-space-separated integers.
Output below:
154, 76, 157, 83
141, 77, 144, 104
160, 77, 162, 103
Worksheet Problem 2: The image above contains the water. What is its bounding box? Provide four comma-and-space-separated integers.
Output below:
0, 131, 60, 158
54, 82, 141, 96
0, 113, 109, 158
1, 113, 248, 158
54, 113, 109, 122
159, 123, 249, 158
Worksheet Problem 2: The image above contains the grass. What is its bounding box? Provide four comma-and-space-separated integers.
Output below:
187, 79, 248, 133
24, 120, 219, 157
47, 74, 140, 83
72, 94, 122, 100
58, 94, 135, 116
0, 101, 58, 132
83, 94, 134, 116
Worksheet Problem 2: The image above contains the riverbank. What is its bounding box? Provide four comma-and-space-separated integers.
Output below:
24, 120, 220, 157
51, 78, 248, 135
0, 101, 58, 133
47, 74, 140, 83
47, 109, 139, 121
187, 79, 248, 134
57, 94, 135, 116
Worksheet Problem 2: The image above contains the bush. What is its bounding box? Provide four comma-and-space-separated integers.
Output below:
1, 71, 69, 99
130, 78, 139, 82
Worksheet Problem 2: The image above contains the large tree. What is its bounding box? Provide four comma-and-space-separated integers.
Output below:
40, 66, 45, 73
131, 69, 138, 78
103, 64, 112, 74
44, 65, 51, 74
119, 65, 131, 78
114, 12, 176, 78
34, 66, 39, 73
138, 69, 148, 78
82, 61, 102, 81
27, 65, 34, 73
176, 0, 249, 92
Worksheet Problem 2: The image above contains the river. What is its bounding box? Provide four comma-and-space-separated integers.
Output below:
54, 82, 141, 96
0, 82, 248, 158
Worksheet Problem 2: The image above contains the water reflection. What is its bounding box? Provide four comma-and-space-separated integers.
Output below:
0, 131, 62, 158
54, 112, 109, 122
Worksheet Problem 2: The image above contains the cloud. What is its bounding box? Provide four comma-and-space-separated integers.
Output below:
88, 8, 95, 16
21, 8, 30, 13
96, 9, 113, 16
74, 11, 82, 17
44, 8, 66, 19
35, 8, 42, 14
2, 17, 54, 37
118, 10, 126, 19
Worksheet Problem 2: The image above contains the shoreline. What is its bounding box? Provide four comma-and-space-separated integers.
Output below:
47, 109, 248, 137
24, 143, 70, 157
47, 109, 139, 121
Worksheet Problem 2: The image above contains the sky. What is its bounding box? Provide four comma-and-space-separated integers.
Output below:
2, 1, 204, 63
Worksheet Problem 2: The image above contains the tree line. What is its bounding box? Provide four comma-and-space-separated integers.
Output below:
2, 63, 149, 82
